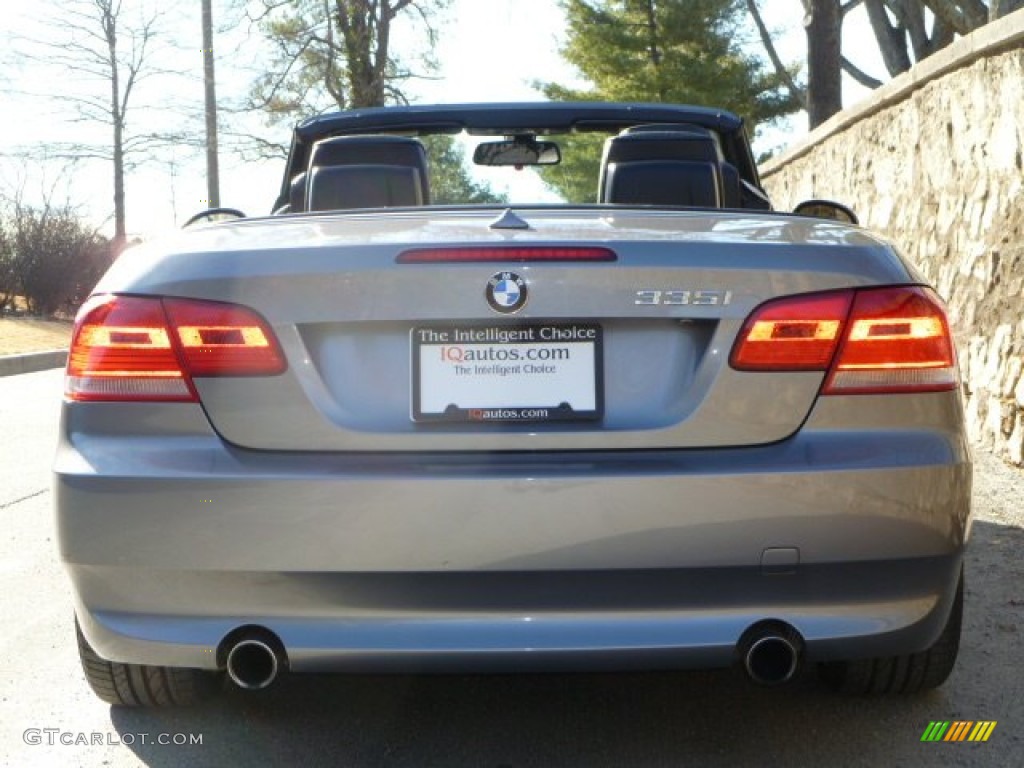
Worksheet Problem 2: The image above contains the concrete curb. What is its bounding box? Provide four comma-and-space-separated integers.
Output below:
0, 349, 68, 377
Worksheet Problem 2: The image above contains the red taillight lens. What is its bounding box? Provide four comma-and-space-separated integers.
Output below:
730, 291, 853, 371
66, 295, 285, 402
67, 295, 194, 401
163, 298, 285, 377
730, 286, 958, 394
397, 246, 617, 263
823, 286, 956, 394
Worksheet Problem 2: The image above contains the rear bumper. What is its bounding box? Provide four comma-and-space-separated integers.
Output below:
56, 399, 971, 672
71, 557, 963, 673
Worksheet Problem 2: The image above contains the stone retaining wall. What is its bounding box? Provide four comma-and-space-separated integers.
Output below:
761, 9, 1024, 466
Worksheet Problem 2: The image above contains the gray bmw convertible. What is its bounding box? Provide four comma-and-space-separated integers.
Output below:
55, 102, 971, 706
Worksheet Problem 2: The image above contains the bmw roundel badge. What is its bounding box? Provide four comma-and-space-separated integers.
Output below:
486, 271, 528, 314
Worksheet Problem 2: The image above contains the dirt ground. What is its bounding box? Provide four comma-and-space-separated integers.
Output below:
0, 316, 73, 356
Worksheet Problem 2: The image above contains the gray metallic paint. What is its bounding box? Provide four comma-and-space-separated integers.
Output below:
58, 208, 970, 676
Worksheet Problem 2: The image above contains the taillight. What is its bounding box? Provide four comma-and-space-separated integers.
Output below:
66, 295, 285, 402
730, 286, 957, 394
397, 246, 617, 263
823, 286, 956, 394
67, 296, 194, 401
730, 291, 852, 371
163, 298, 285, 376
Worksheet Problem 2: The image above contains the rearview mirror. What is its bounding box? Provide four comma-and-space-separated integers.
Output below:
793, 199, 858, 226
473, 138, 561, 166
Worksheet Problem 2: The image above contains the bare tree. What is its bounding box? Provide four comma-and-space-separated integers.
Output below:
750, 0, 1017, 128
12, 0, 181, 251
202, 0, 221, 208
990, 0, 1024, 18
240, 0, 502, 206
0, 219, 14, 313
747, 0, 808, 110
860, 0, 1021, 75
803, 0, 843, 127
864, 0, 954, 78
247, 0, 448, 119
204, 0, 446, 163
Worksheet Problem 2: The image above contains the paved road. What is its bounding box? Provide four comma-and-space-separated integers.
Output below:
2, 369, 1022, 767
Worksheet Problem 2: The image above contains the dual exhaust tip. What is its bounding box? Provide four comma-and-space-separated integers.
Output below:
221, 621, 804, 690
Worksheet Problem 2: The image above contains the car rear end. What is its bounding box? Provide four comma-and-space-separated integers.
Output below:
55, 209, 970, 696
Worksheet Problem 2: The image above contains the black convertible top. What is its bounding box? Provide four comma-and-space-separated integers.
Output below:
296, 102, 743, 139
276, 102, 760, 212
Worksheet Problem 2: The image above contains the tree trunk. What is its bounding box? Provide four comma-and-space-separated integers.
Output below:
202, 0, 220, 209
337, 0, 387, 108
641, 0, 665, 100
919, 0, 988, 34
112, 109, 126, 250
990, 0, 1024, 19
805, 0, 843, 128
104, 5, 126, 251
865, 0, 912, 76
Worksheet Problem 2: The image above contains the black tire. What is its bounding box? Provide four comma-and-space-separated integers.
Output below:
76, 619, 221, 707
817, 571, 963, 695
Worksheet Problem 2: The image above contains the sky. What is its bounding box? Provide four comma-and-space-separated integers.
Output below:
0, 0, 884, 241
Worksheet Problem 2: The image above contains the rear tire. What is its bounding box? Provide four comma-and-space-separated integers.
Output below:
817, 570, 963, 695
76, 619, 221, 706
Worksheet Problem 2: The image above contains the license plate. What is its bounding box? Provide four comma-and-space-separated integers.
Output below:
411, 323, 603, 423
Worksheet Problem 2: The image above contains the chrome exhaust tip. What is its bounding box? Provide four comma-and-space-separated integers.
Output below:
739, 622, 804, 686
225, 638, 280, 690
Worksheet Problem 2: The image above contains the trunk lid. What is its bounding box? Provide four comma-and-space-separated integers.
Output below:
98, 208, 913, 451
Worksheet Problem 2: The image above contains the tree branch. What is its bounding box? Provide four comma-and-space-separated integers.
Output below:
841, 56, 883, 88
245, 35, 318, 112
918, 0, 988, 35
745, 0, 807, 109
864, 0, 912, 76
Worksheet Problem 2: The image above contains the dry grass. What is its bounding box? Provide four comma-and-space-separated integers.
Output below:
0, 316, 73, 356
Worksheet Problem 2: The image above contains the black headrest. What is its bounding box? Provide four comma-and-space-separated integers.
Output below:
311, 135, 427, 166
309, 135, 430, 205
623, 123, 725, 158
307, 165, 424, 211
599, 129, 726, 206
615, 125, 748, 207
602, 161, 722, 207
603, 131, 719, 164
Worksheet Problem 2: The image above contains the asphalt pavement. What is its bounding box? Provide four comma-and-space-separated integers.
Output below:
1, 367, 1022, 767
